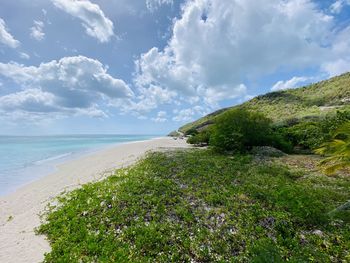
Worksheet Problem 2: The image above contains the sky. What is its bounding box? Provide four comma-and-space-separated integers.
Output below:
0, 0, 349, 135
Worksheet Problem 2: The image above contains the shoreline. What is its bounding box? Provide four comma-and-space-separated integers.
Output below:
0, 135, 160, 196
0, 137, 189, 263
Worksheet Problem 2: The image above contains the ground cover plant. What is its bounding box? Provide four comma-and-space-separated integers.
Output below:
38, 150, 350, 262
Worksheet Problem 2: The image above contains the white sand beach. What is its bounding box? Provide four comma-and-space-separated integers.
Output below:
0, 137, 189, 263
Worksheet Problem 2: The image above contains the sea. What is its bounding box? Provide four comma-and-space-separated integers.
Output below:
0, 135, 157, 195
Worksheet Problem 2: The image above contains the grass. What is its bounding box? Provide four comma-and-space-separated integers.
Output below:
38, 149, 350, 262
180, 72, 350, 134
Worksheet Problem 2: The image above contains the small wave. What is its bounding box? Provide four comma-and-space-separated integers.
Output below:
34, 152, 73, 165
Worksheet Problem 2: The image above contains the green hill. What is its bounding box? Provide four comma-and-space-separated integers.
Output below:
180, 72, 350, 134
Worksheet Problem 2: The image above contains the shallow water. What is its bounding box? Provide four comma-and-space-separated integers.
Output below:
0, 135, 157, 195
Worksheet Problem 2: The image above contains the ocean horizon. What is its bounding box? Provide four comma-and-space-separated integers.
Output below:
0, 134, 159, 195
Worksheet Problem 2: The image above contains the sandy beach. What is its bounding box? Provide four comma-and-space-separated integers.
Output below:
0, 137, 188, 263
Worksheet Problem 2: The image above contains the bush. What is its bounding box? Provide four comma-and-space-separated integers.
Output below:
278, 111, 350, 151
320, 110, 350, 138
187, 129, 211, 146
280, 122, 324, 150
209, 109, 282, 152
267, 132, 293, 153
184, 127, 198, 136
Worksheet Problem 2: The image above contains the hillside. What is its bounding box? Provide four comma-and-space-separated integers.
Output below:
180, 72, 350, 133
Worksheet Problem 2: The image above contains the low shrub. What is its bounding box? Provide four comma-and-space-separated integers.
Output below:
209, 109, 289, 153
278, 111, 350, 151
279, 122, 324, 150
187, 129, 211, 146
184, 127, 199, 136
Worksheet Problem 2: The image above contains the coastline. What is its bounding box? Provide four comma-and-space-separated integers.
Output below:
0, 137, 189, 263
0, 135, 159, 196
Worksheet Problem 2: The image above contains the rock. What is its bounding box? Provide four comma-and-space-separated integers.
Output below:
312, 230, 323, 237
251, 146, 286, 158
299, 234, 308, 245
168, 130, 181, 137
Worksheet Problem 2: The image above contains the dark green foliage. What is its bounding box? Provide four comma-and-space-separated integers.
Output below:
320, 110, 350, 138
209, 109, 272, 152
184, 127, 199, 136
278, 111, 350, 151
279, 122, 324, 150
38, 150, 350, 262
187, 129, 211, 145
265, 132, 293, 153
209, 109, 289, 153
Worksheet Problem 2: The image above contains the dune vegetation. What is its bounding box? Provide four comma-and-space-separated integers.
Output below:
38, 150, 349, 262
38, 73, 350, 262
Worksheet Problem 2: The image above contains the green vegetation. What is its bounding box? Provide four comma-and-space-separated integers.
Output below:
209, 109, 272, 152
186, 101, 350, 155
315, 122, 350, 175
38, 73, 350, 261
277, 111, 350, 152
186, 109, 292, 153
38, 150, 350, 262
187, 128, 211, 146
180, 73, 350, 135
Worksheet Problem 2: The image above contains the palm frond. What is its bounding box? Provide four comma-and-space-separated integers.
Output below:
315, 121, 350, 175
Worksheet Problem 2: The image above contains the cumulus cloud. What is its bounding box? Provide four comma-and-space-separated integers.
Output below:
321, 25, 350, 76
117, 85, 177, 116
330, 0, 350, 13
0, 18, 20, 48
0, 56, 133, 118
146, 0, 173, 11
322, 59, 350, 77
172, 106, 207, 122
51, 0, 114, 43
19, 52, 30, 60
134, 0, 348, 110
151, 111, 167, 122
271, 76, 310, 91
30, 20, 45, 41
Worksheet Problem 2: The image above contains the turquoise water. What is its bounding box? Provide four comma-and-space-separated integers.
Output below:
0, 135, 157, 195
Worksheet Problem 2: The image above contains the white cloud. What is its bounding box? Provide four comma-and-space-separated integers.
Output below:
0, 18, 20, 48
19, 52, 30, 60
0, 56, 133, 118
321, 25, 350, 76
271, 76, 310, 91
0, 89, 57, 113
330, 0, 350, 14
151, 110, 167, 122
172, 106, 207, 122
51, 0, 114, 43
117, 85, 177, 115
30, 20, 45, 41
146, 0, 173, 11
134, 0, 336, 109
322, 59, 350, 77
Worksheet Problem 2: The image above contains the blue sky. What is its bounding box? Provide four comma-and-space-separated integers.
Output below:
0, 0, 349, 135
